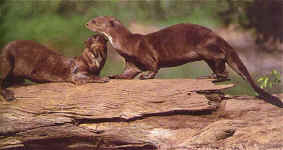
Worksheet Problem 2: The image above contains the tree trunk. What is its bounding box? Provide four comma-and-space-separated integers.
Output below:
0, 79, 282, 150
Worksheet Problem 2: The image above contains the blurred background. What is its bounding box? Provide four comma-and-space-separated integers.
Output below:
0, 0, 282, 96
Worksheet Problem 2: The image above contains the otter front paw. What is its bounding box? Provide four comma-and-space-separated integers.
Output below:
93, 77, 110, 83
197, 74, 217, 79
139, 72, 156, 80
73, 79, 88, 85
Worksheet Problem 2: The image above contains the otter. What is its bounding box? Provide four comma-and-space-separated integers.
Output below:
0, 34, 108, 101
85, 16, 282, 108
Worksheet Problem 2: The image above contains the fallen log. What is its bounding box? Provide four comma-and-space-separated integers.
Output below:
0, 79, 282, 150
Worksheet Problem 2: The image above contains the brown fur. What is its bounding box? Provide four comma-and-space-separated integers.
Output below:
0, 35, 108, 101
85, 16, 282, 107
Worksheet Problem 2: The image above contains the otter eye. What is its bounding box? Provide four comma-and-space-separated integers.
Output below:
92, 20, 96, 24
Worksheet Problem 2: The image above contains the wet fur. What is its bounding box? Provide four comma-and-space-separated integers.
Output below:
0, 35, 108, 101
86, 16, 282, 108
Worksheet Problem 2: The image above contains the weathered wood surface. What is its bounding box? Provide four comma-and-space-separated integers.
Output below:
0, 79, 282, 150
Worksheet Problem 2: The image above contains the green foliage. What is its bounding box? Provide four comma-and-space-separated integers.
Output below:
0, 0, 228, 50
257, 70, 281, 89
158, 3, 223, 28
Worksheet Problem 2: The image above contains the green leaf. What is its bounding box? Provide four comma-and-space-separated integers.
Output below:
260, 85, 264, 89
257, 77, 264, 82
272, 70, 281, 79
272, 69, 279, 75
263, 78, 269, 88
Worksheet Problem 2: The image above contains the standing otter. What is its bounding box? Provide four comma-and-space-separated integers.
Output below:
85, 16, 282, 107
0, 34, 108, 101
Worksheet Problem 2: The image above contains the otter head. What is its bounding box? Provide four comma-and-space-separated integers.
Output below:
83, 34, 108, 74
85, 16, 126, 46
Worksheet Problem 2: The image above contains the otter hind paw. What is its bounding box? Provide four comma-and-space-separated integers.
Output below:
1, 89, 16, 101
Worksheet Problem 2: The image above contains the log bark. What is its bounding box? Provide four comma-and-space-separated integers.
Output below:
0, 79, 282, 150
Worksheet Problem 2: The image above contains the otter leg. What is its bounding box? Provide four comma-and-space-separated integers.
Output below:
205, 59, 230, 82
109, 61, 142, 79
71, 73, 109, 85
0, 88, 15, 101
5, 77, 25, 86
139, 62, 159, 80
0, 76, 13, 100
0, 57, 16, 101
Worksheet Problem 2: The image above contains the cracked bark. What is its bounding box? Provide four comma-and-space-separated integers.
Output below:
0, 79, 282, 150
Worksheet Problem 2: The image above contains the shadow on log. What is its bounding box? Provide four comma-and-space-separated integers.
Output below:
0, 79, 282, 150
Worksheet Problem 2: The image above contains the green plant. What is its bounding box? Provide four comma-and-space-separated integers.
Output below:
257, 70, 281, 89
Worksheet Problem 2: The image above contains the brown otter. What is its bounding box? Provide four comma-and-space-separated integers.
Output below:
85, 16, 282, 108
0, 34, 108, 101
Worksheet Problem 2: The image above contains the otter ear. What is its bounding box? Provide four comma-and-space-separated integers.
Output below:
109, 20, 115, 27
108, 19, 120, 27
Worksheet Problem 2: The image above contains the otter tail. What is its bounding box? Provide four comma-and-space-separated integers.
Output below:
225, 48, 282, 108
